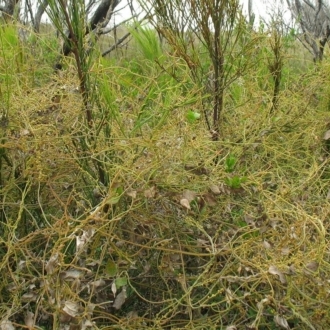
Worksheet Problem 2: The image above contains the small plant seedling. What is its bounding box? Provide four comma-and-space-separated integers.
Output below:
186, 110, 201, 123
225, 154, 237, 173
225, 175, 247, 189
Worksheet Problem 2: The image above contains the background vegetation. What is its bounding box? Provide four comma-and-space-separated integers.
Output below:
1, 0, 330, 329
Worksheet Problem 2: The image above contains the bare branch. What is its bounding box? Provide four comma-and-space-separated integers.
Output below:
101, 12, 148, 55
99, 12, 138, 34
89, 0, 120, 32
25, 0, 35, 26
0, 0, 20, 21
101, 31, 131, 56
34, 0, 48, 32
288, 0, 330, 61
302, 0, 315, 10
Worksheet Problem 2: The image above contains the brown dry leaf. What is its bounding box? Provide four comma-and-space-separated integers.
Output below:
269, 219, 279, 229
20, 128, 32, 137
225, 326, 237, 330
45, 253, 59, 275
281, 247, 290, 255
83, 228, 95, 240
184, 164, 208, 175
7, 282, 18, 293
89, 279, 106, 292
257, 297, 270, 311
62, 182, 72, 190
0, 320, 15, 330
60, 269, 83, 280
76, 228, 95, 254
21, 292, 38, 302
144, 186, 156, 198
180, 198, 191, 210
209, 184, 221, 195
86, 303, 96, 316
274, 315, 290, 329
24, 311, 34, 329
244, 215, 256, 227
202, 193, 217, 206
59, 311, 71, 324
76, 236, 86, 253
141, 262, 151, 275
323, 129, 330, 140
93, 187, 103, 198
51, 94, 62, 104
225, 288, 235, 305
115, 240, 126, 248
182, 190, 196, 202
63, 301, 80, 317
81, 320, 94, 330
268, 265, 287, 284
290, 227, 298, 240
113, 286, 127, 310
170, 253, 181, 267
197, 238, 209, 247
126, 190, 137, 199
304, 260, 319, 274
263, 240, 272, 250
111, 281, 117, 296
17, 260, 27, 271
287, 264, 296, 275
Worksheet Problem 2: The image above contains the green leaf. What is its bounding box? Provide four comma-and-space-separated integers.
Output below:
105, 260, 117, 277
115, 277, 128, 289
106, 186, 124, 205
106, 195, 121, 205
186, 110, 201, 123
